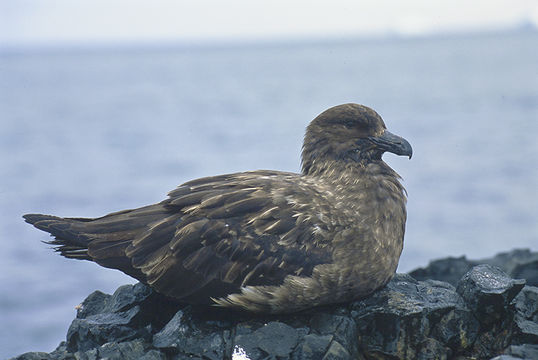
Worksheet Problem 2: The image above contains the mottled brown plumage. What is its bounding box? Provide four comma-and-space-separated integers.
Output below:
24, 103, 412, 313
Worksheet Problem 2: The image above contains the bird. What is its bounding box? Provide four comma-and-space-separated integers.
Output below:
24, 103, 412, 314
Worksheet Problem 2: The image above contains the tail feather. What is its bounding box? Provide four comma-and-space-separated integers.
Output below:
24, 204, 175, 283
24, 214, 94, 260
23, 203, 171, 265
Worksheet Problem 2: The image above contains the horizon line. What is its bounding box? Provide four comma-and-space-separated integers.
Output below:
1, 23, 536, 54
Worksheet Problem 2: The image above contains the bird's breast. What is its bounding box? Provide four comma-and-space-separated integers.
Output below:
309, 163, 407, 293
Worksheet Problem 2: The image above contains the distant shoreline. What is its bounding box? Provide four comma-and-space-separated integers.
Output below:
2, 25, 536, 56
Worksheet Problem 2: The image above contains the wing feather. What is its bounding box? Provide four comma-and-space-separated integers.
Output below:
124, 170, 332, 301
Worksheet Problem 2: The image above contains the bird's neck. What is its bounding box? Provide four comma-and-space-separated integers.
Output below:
304, 158, 402, 187
303, 158, 407, 215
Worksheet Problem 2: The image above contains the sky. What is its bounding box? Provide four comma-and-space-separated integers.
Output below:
1, 0, 538, 47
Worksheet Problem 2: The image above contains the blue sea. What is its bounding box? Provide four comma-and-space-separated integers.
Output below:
1, 30, 537, 358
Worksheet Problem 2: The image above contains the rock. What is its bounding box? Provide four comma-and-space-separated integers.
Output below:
456, 265, 526, 358
321, 341, 352, 360
512, 286, 538, 345
456, 265, 525, 326
45, 339, 166, 360
234, 321, 301, 359
514, 285, 538, 322
417, 338, 450, 360
95, 339, 151, 359
10, 250, 538, 360
11, 353, 52, 360
67, 305, 151, 352
64, 282, 182, 355
513, 316, 538, 346
153, 308, 231, 359
410, 249, 538, 286
503, 344, 538, 359
408, 256, 475, 285
309, 312, 359, 358
512, 260, 538, 286
484, 250, 538, 284
292, 334, 333, 360
351, 274, 478, 359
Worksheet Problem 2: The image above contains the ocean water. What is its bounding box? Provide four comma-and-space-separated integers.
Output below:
1, 30, 537, 358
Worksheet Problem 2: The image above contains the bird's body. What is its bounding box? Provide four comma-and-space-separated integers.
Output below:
24, 104, 412, 313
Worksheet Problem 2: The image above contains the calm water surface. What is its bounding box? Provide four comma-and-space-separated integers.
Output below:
1, 30, 537, 358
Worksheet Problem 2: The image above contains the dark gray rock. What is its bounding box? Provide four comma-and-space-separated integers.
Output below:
66, 305, 152, 352
308, 312, 359, 358
456, 265, 526, 358
410, 249, 538, 286
140, 350, 167, 360
503, 344, 538, 359
153, 308, 230, 360
512, 287, 538, 346
291, 334, 333, 360
416, 338, 450, 360
456, 265, 525, 326
235, 321, 301, 358
512, 286, 538, 346
46, 339, 165, 360
512, 260, 538, 287
409, 256, 475, 285
76, 282, 180, 328
74, 283, 152, 319
66, 282, 182, 353
484, 250, 538, 285
150, 303, 355, 359
513, 316, 538, 346
96, 339, 149, 359
75, 290, 110, 319
321, 341, 351, 360
351, 274, 478, 359
514, 286, 538, 322
10, 352, 52, 360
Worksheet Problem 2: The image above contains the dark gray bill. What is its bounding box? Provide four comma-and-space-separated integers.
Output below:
369, 130, 413, 159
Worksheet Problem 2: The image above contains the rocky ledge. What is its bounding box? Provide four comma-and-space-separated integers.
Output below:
12, 249, 538, 360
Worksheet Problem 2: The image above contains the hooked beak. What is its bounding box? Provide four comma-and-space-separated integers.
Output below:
369, 130, 413, 159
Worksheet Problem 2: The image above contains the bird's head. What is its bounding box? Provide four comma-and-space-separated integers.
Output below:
301, 103, 412, 175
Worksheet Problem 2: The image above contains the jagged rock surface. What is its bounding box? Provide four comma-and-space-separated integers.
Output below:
409, 249, 538, 286
12, 250, 538, 360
